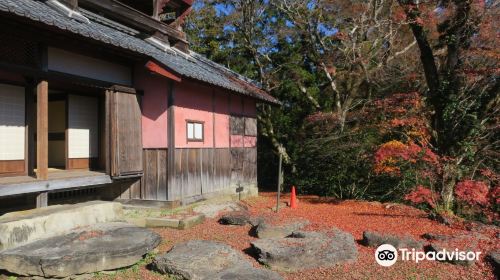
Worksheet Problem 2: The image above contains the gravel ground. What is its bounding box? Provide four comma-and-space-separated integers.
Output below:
56, 193, 500, 280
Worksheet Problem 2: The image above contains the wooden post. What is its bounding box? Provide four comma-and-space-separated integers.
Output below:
36, 192, 48, 208
104, 90, 112, 176
275, 151, 283, 213
36, 80, 48, 180
25, 80, 36, 176
167, 81, 176, 202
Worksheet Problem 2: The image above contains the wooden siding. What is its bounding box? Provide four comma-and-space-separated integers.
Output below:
66, 158, 98, 170
118, 147, 256, 201
244, 117, 257, 136
142, 149, 167, 200
230, 147, 257, 186
170, 148, 232, 200
0, 160, 25, 176
230, 116, 245, 135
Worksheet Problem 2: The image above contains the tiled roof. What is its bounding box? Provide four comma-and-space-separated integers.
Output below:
0, 0, 279, 104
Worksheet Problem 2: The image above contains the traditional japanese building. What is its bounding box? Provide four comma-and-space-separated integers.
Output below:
0, 0, 278, 211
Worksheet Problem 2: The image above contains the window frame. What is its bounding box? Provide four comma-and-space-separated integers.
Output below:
186, 120, 204, 142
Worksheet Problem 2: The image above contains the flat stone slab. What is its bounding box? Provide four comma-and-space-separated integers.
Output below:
146, 217, 180, 228
0, 201, 123, 251
125, 217, 147, 227
251, 229, 358, 271
255, 220, 309, 238
152, 240, 283, 280
193, 202, 247, 218
362, 231, 423, 249
0, 222, 161, 278
179, 214, 205, 229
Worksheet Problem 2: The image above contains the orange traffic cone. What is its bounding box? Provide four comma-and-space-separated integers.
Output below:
290, 186, 297, 209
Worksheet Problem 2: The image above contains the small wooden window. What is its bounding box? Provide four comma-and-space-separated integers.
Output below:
187, 121, 204, 141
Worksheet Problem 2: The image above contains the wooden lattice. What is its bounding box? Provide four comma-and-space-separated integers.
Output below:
0, 33, 37, 68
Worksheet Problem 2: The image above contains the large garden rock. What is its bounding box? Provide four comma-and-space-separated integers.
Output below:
193, 202, 247, 218
212, 265, 283, 280
251, 229, 358, 271
422, 233, 452, 241
487, 251, 500, 277
218, 211, 251, 226
0, 222, 161, 278
152, 240, 283, 280
255, 220, 309, 238
362, 231, 423, 249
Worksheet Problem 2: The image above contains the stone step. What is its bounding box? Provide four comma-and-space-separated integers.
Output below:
0, 201, 123, 251
0, 222, 161, 278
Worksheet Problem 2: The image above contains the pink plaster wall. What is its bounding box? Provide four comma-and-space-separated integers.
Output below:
230, 135, 244, 147
136, 67, 169, 148
230, 95, 256, 117
214, 90, 230, 148
139, 74, 258, 149
173, 81, 258, 148
244, 136, 257, 147
230, 95, 242, 114
243, 98, 257, 116
174, 82, 214, 148
230, 134, 257, 148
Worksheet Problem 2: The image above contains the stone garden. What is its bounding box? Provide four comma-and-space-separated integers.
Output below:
0, 195, 498, 279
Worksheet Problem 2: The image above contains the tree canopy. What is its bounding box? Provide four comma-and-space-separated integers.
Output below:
185, 0, 499, 222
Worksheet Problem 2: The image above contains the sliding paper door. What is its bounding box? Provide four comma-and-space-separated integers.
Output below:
67, 95, 98, 169
0, 84, 25, 175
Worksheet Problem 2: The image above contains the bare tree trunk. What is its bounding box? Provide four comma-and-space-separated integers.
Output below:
441, 162, 458, 211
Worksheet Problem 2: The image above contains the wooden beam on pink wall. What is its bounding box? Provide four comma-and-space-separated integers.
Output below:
145, 60, 182, 82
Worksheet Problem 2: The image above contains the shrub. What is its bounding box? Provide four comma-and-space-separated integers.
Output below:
292, 111, 382, 199
489, 186, 500, 205
404, 185, 439, 209
455, 180, 490, 206
293, 92, 440, 202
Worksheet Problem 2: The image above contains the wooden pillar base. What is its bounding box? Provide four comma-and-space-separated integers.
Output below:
36, 192, 48, 208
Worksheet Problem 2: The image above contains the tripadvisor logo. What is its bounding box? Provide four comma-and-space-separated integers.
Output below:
375, 244, 398, 267
375, 244, 482, 267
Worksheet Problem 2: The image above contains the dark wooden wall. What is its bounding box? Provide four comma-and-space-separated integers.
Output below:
171, 148, 230, 200
117, 147, 256, 201
142, 148, 168, 200
230, 147, 257, 187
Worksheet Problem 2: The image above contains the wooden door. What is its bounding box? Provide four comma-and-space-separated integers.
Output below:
107, 89, 143, 178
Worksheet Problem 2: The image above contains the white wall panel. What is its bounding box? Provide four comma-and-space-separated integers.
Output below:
0, 84, 25, 160
68, 95, 98, 158
48, 47, 132, 85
